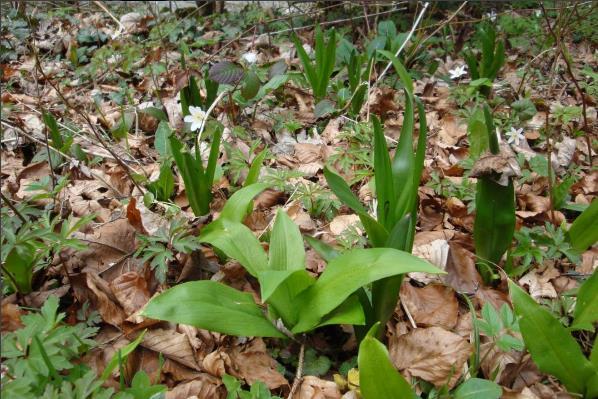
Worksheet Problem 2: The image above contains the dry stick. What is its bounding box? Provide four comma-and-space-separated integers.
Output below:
365, 1, 430, 121
545, 110, 557, 225
413, 1, 468, 58
287, 341, 306, 399
29, 43, 146, 195
1, 192, 27, 224
93, 1, 125, 37
0, 120, 124, 197
541, 2, 592, 165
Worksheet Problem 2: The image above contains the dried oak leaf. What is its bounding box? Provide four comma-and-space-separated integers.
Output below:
165, 374, 224, 399
229, 338, 288, 390
400, 283, 459, 329
141, 328, 200, 370
390, 326, 471, 388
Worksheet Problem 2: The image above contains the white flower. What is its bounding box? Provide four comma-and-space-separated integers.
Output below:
505, 127, 525, 146
184, 106, 207, 132
535, 10, 542, 17
241, 51, 258, 64
485, 10, 497, 22
449, 65, 467, 80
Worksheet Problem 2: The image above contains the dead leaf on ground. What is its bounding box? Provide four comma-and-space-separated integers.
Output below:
329, 214, 361, 236
141, 328, 201, 370
80, 272, 126, 327
1, 303, 24, 332
444, 242, 482, 294
294, 376, 341, 399
390, 326, 471, 388
165, 374, 224, 399
229, 338, 288, 390
109, 271, 150, 319
400, 283, 459, 329
518, 267, 560, 299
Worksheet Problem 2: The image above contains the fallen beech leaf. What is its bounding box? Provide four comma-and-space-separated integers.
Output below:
444, 242, 482, 294
229, 338, 288, 389
518, 267, 559, 299
84, 272, 126, 327
294, 375, 341, 399
202, 350, 231, 377
1, 303, 24, 332
400, 283, 459, 329
480, 341, 523, 386
126, 197, 147, 234
390, 326, 471, 388
329, 214, 361, 236
437, 115, 466, 146
109, 271, 150, 318
141, 328, 200, 370
165, 374, 224, 399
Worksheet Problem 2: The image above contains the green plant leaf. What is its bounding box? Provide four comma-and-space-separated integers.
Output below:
209, 61, 245, 85
372, 115, 393, 228
314, 99, 335, 118
140, 106, 168, 122
377, 50, 413, 96
244, 149, 267, 187
467, 108, 488, 158
304, 235, 340, 262
269, 210, 305, 271
509, 280, 596, 396
200, 219, 268, 278
324, 166, 367, 214
218, 183, 270, 223
358, 323, 416, 399
260, 269, 315, 326
453, 378, 501, 399
241, 70, 260, 100
142, 281, 284, 338
568, 199, 598, 252
4, 243, 37, 293
292, 248, 443, 333
154, 121, 172, 158
101, 331, 146, 381
170, 135, 209, 216
571, 270, 598, 331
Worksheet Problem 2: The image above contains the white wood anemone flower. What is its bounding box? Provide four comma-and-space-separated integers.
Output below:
505, 127, 525, 146
449, 65, 467, 80
184, 106, 208, 132
241, 51, 258, 64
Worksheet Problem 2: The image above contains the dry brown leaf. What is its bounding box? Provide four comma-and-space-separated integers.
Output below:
518, 267, 560, 299
480, 341, 523, 386
1, 303, 24, 332
400, 283, 459, 329
329, 214, 361, 236
202, 350, 232, 377
83, 272, 126, 327
294, 376, 341, 399
165, 375, 224, 399
141, 328, 200, 370
437, 115, 466, 146
444, 243, 482, 294
126, 197, 147, 234
229, 338, 288, 390
390, 326, 471, 388
109, 271, 150, 319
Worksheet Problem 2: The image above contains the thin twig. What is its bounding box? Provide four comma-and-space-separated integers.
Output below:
1, 192, 27, 224
287, 341, 306, 399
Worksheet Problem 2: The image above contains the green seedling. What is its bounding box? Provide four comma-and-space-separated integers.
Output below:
472, 105, 516, 284
179, 74, 219, 117
324, 52, 428, 337
463, 25, 505, 97
142, 184, 441, 338
292, 26, 337, 103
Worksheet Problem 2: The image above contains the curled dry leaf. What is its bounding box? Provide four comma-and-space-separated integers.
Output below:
83, 272, 126, 327
141, 328, 201, 370
329, 214, 361, 236
202, 350, 232, 377
443, 242, 482, 294
400, 283, 459, 329
109, 271, 151, 318
294, 376, 342, 399
480, 341, 523, 386
1, 303, 24, 332
165, 374, 224, 399
470, 144, 521, 186
390, 326, 471, 388
518, 267, 559, 299
229, 338, 288, 390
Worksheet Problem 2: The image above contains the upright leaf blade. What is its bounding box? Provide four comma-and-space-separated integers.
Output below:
568, 199, 598, 252
218, 183, 270, 223
269, 210, 305, 271
141, 281, 284, 338
372, 115, 394, 228
571, 270, 598, 332
324, 166, 368, 215
509, 280, 596, 396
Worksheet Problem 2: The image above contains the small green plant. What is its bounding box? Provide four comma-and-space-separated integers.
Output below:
292, 26, 337, 103
472, 105, 516, 284
344, 49, 372, 117
463, 25, 505, 97
168, 122, 223, 216
141, 184, 441, 337
476, 303, 524, 353
135, 216, 202, 283
324, 53, 428, 336
222, 374, 281, 399
509, 273, 598, 398
179, 73, 219, 118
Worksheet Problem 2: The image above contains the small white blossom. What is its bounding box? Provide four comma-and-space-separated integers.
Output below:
535, 9, 542, 17
184, 106, 207, 132
241, 51, 258, 64
449, 65, 467, 80
485, 10, 497, 22
505, 127, 525, 146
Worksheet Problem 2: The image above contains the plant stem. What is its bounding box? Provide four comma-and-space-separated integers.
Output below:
287, 341, 305, 399
1, 192, 27, 224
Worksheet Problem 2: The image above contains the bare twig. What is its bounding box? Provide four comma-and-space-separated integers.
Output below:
287, 341, 306, 399
1, 192, 27, 224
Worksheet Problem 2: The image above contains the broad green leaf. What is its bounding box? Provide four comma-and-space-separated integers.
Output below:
292, 248, 443, 333
140, 106, 168, 122
509, 280, 596, 396
42, 111, 63, 149
358, 213, 389, 248
241, 70, 260, 100
292, 35, 317, 93
200, 219, 268, 277
304, 235, 339, 262
205, 124, 223, 190
391, 94, 415, 223
218, 183, 270, 223
568, 199, 598, 252
358, 323, 416, 399
261, 269, 315, 326
316, 294, 364, 328
467, 108, 488, 158
372, 115, 393, 228
4, 243, 36, 293
209, 61, 244, 85
269, 210, 305, 271
324, 166, 367, 214
571, 270, 598, 331
484, 105, 499, 154
101, 330, 146, 381
142, 281, 284, 338
170, 135, 209, 216
154, 121, 172, 158
453, 378, 501, 399
314, 99, 335, 118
